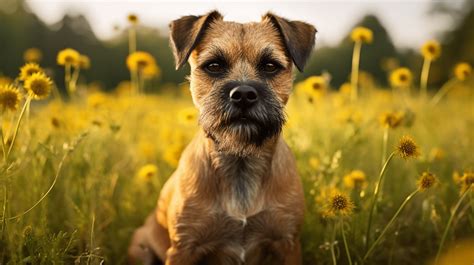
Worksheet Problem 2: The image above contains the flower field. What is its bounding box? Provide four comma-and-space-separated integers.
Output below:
0, 14, 474, 265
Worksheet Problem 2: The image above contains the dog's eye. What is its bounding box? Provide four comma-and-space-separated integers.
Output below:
263, 62, 278, 73
205, 62, 225, 74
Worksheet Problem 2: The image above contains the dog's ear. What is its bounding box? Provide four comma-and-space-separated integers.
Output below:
263, 13, 316, 72
169, 10, 223, 70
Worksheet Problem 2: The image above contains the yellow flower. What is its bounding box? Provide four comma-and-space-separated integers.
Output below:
343, 170, 368, 190
128, 13, 139, 24
78, 55, 91, 69
19, 63, 44, 81
126, 51, 158, 78
390, 67, 413, 88
0, 84, 22, 112
452, 171, 463, 184
308, 157, 320, 170
421, 40, 441, 61
301, 75, 327, 102
351, 27, 373, 44
453, 62, 472, 81
136, 164, 158, 182
322, 189, 355, 218
396, 135, 420, 159
163, 143, 184, 167
379, 111, 404, 129
429, 147, 445, 161
0, 76, 12, 86
87, 92, 108, 108
339, 82, 352, 96
23, 48, 42, 62
24, 72, 52, 99
178, 107, 198, 125
460, 171, 474, 193
142, 63, 160, 79
57, 48, 80, 66
417, 172, 437, 191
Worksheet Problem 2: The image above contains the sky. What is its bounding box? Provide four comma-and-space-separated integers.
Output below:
23, 0, 466, 49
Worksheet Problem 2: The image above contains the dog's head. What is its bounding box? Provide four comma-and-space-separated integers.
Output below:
170, 11, 316, 156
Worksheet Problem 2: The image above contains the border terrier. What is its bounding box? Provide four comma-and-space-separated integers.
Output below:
128, 10, 316, 265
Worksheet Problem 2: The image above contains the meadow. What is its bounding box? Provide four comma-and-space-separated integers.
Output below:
0, 19, 473, 265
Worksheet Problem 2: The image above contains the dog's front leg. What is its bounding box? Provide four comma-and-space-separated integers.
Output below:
271, 238, 302, 265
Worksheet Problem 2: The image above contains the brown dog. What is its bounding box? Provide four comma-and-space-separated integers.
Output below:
128, 11, 316, 265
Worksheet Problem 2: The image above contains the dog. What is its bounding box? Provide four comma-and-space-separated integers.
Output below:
128, 10, 316, 265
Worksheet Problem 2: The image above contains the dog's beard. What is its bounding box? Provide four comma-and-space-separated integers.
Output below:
199, 88, 285, 157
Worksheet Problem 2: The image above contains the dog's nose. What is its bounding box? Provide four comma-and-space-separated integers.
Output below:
229, 85, 258, 108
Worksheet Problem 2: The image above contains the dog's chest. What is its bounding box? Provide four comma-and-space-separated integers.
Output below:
213, 154, 270, 220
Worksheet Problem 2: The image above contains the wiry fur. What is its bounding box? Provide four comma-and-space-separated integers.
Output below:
128, 10, 316, 265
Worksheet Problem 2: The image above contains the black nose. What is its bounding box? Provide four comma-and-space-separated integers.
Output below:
229, 85, 258, 108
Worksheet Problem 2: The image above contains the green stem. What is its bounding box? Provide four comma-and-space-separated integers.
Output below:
381, 127, 389, 168
6, 96, 32, 161
430, 78, 457, 106
435, 187, 472, 265
365, 151, 396, 250
65, 63, 71, 97
330, 221, 338, 265
1, 184, 7, 241
420, 58, 431, 98
0, 128, 6, 164
351, 41, 362, 102
7, 147, 70, 220
340, 219, 352, 265
129, 26, 137, 54
364, 189, 419, 260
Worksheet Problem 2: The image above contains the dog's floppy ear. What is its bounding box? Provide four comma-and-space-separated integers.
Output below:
263, 13, 316, 72
169, 10, 223, 70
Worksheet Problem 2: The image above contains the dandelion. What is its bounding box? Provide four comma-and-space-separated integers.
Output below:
127, 51, 158, 93
127, 13, 139, 25
389, 67, 412, 89
460, 171, 474, 193
321, 189, 355, 265
57, 48, 80, 96
431, 62, 472, 106
78, 55, 91, 70
0, 84, 22, 112
136, 164, 158, 182
323, 190, 355, 218
19, 63, 44, 81
453, 62, 472, 81
57, 48, 80, 66
343, 170, 368, 190
178, 107, 197, 125
420, 40, 441, 98
396, 135, 420, 159
23, 72, 52, 100
350, 26, 373, 101
351, 27, 373, 44
417, 172, 437, 191
301, 75, 327, 101
379, 111, 404, 129
421, 40, 441, 61
23, 48, 42, 63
